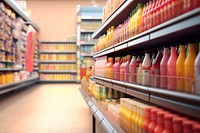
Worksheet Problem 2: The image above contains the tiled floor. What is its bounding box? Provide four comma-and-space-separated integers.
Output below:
0, 84, 92, 133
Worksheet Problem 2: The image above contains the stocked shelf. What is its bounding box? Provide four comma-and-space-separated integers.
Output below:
0, 76, 39, 93
92, 76, 200, 119
92, 0, 134, 39
39, 60, 77, 63
39, 70, 77, 73
80, 30, 95, 33
81, 54, 93, 57
39, 80, 77, 83
0, 68, 22, 71
79, 88, 126, 133
94, 8, 200, 58
39, 50, 77, 54
80, 42, 95, 46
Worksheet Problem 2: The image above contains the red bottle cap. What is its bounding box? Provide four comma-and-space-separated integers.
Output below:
164, 114, 173, 128
157, 111, 165, 125
173, 116, 184, 133
151, 108, 159, 122
193, 123, 200, 133
183, 120, 193, 133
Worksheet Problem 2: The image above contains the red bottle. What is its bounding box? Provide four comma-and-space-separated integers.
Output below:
193, 123, 200, 133
120, 57, 125, 81
129, 56, 137, 83
151, 50, 163, 88
173, 117, 184, 133
124, 55, 131, 82
183, 120, 193, 133
144, 107, 152, 133
163, 114, 173, 133
160, 48, 170, 89
115, 57, 121, 80
167, 46, 178, 90
154, 111, 165, 133
149, 108, 158, 133
113, 57, 117, 79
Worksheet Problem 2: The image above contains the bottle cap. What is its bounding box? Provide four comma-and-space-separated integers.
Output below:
164, 114, 173, 128
193, 123, 200, 132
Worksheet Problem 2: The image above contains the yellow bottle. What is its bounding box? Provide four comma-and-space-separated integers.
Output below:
131, 101, 137, 133
136, 3, 143, 34
119, 98, 125, 128
176, 45, 186, 92
184, 43, 197, 93
138, 104, 146, 133
127, 100, 133, 133
134, 104, 141, 133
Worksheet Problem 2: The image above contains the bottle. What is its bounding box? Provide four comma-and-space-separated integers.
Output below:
149, 108, 158, 133
137, 63, 142, 84
115, 57, 121, 80
131, 101, 137, 132
106, 57, 113, 79
129, 56, 137, 83
154, 111, 165, 133
184, 43, 197, 93
138, 105, 146, 133
176, 45, 186, 92
193, 123, 200, 133
113, 57, 117, 79
143, 107, 152, 133
151, 50, 163, 88
173, 117, 183, 133
167, 46, 178, 90
120, 57, 125, 81
160, 48, 170, 89
137, 3, 144, 34
183, 120, 193, 133
195, 42, 200, 95
124, 55, 131, 82
142, 53, 151, 86
163, 114, 173, 133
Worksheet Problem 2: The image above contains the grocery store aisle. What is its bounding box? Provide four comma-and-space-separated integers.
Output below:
0, 84, 92, 133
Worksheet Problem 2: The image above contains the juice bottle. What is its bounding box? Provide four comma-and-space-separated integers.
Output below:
124, 55, 131, 82
106, 57, 114, 79
143, 107, 152, 133
142, 53, 151, 86
134, 104, 140, 133
154, 111, 165, 133
138, 105, 146, 133
193, 123, 200, 133
113, 57, 117, 79
151, 50, 163, 88
167, 46, 178, 90
120, 57, 125, 81
176, 45, 186, 92
131, 101, 137, 133
149, 108, 158, 133
184, 43, 197, 93
194, 42, 200, 95
163, 114, 173, 133
183, 120, 193, 133
137, 63, 142, 84
119, 98, 125, 128
173, 117, 183, 133
127, 100, 133, 133
115, 57, 121, 80
129, 56, 137, 83
160, 47, 170, 89
137, 3, 143, 34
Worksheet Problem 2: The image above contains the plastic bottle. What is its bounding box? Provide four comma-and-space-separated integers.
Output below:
137, 63, 142, 84
173, 117, 183, 133
127, 100, 133, 133
143, 107, 152, 133
193, 123, 200, 133
154, 111, 165, 133
167, 46, 178, 90
195, 42, 200, 95
151, 50, 163, 88
124, 55, 131, 82
184, 43, 197, 93
120, 57, 126, 81
176, 45, 186, 92
113, 57, 117, 79
183, 120, 193, 133
129, 56, 137, 83
134, 104, 140, 133
138, 105, 146, 133
149, 108, 158, 133
142, 53, 151, 86
160, 48, 170, 89
131, 101, 137, 133
163, 114, 173, 133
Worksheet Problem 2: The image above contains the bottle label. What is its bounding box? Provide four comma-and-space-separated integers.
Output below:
142, 70, 150, 86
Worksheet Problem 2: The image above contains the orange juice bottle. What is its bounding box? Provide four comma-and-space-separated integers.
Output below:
176, 45, 186, 92
131, 101, 137, 132
134, 103, 140, 133
119, 98, 125, 128
184, 43, 197, 93
136, 3, 143, 34
138, 104, 146, 133
127, 100, 133, 133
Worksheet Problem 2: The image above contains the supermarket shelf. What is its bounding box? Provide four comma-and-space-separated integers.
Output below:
93, 8, 200, 58
0, 68, 22, 71
39, 80, 77, 83
92, 76, 200, 119
39, 70, 77, 73
79, 88, 126, 133
0, 76, 39, 94
39, 50, 77, 54
39, 60, 77, 63
81, 54, 93, 57
80, 16, 102, 20
80, 30, 95, 33
92, 0, 136, 38
4, 0, 40, 31
80, 42, 95, 46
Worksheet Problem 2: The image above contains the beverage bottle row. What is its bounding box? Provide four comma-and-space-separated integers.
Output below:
39, 63, 76, 70
40, 54, 76, 61
40, 74, 76, 80
120, 98, 200, 133
0, 72, 14, 84
94, 42, 200, 94
96, 2, 200, 52
102, 0, 124, 22
80, 20, 101, 31
81, 46, 94, 54
80, 34, 95, 43
40, 44, 76, 51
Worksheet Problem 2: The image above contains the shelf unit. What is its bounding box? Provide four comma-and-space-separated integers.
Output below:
79, 0, 200, 132
39, 41, 77, 83
40, 80, 77, 83
77, 6, 103, 82
0, 0, 40, 95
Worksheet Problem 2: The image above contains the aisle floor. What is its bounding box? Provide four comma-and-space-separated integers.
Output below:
0, 84, 92, 133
